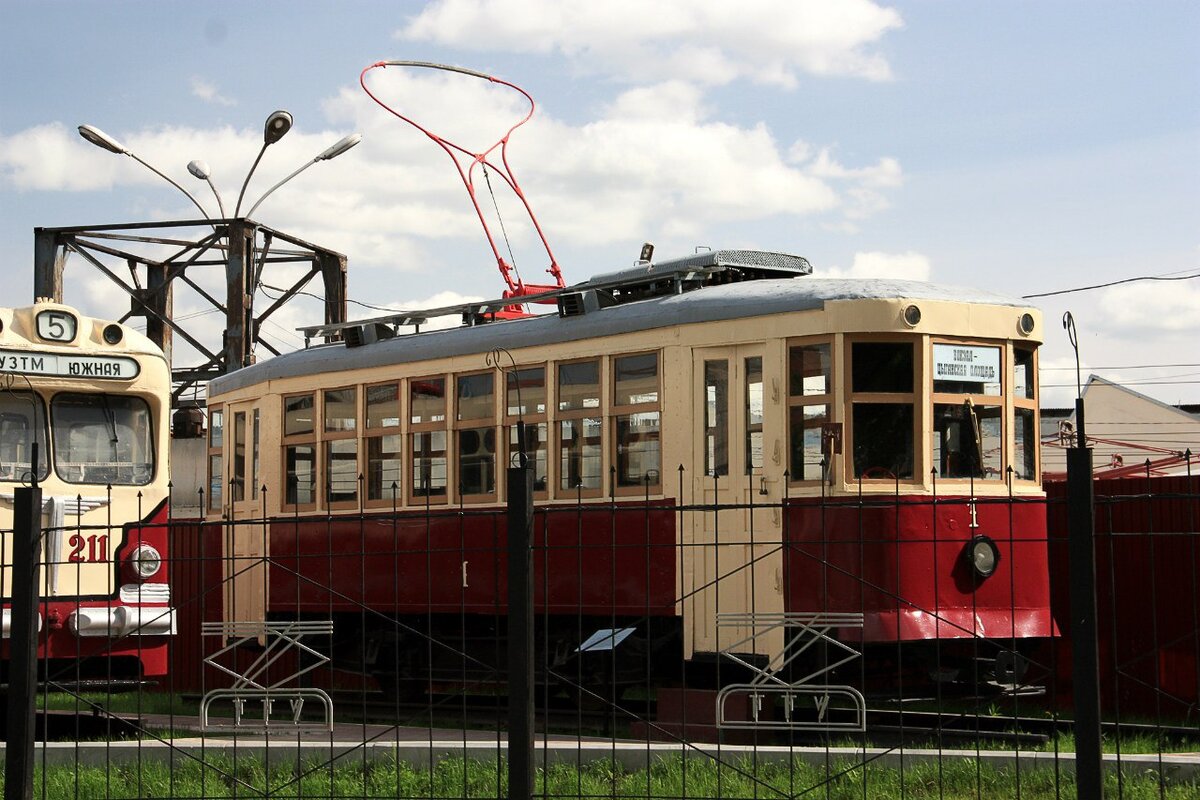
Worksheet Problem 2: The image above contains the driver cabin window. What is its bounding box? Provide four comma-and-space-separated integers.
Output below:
51, 393, 154, 486
931, 343, 1003, 480
0, 391, 49, 482
849, 341, 915, 480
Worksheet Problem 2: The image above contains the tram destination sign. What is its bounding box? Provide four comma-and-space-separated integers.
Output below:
0, 348, 140, 380
932, 344, 1000, 385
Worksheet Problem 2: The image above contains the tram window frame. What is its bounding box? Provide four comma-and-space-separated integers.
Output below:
786, 339, 833, 484
611, 351, 662, 495
364, 381, 404, 507
231, 410, 247, 503
281, 392, 318, 511
557, 357, 604, 498
51, 393, 155, 487
504, 364, 549, 499
0, 390, 49, 484
206, 405, 223, 512
1012, 345, 1039, 481
455, 370, 498, 502
409, 375, 449, 505
846, 338, 918, 482
322, 386, 360, 508
930, 339, 1005, 481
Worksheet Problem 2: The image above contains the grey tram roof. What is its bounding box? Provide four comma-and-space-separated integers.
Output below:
210, 250, 1029, 396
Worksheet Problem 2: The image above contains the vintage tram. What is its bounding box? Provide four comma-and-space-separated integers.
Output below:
205, 249, 1050, 695
1, 300, 174, 681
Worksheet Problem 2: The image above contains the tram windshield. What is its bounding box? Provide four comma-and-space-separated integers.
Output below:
51, 393, 154, 485
0, 390, 49, 482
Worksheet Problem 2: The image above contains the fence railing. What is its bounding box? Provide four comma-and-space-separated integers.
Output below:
3, 466, 1200, 798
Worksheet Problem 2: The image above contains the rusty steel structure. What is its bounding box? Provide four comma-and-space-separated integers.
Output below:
33, 218, 347, 406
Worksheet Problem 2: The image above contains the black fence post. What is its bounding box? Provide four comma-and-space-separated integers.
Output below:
507, 465, 534, 800
1067, 415, 1103, 798
5, 483, 43, 800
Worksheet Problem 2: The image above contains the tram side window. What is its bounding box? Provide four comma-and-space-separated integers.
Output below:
704, 360, 729, 476
410, 377, 448, 503
365, 383, 402, 504
51, 393, 154, 486
788, 342, 832, 482
282, 393, 316, 508
850, 342, 914, 479
324, 387, 358, 505
0, 391, 48, 482
558, 360, 602, 494
456, 372, 496, 499
1013, 346, 1038, 480
613, 352, 661, 491
207, 406, 222, 510
506, 367, 548, 494
232, 411, 246, 501
931, 343, 1002, 479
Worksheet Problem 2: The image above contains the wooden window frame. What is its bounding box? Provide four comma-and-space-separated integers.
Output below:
1011, 344, 1040, 483
786, 338, 834, 485
930, 337, 1006, 483
610, 351, 662, 497
503, 363, 549, 501
321, 385, 360, 510
408, 374, 449, 506
556, 357, 605, 499
206, 404, 224, 515
281, 391, 318, 512
845, 336, 921, 484
455, 370, 499, 504
364, 380, 404, 509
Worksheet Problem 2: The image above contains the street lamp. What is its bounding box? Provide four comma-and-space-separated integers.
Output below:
245, 133, 362, 218
233, 110, 293, 217
77, 124, 211, 220
187, 160, 226, 219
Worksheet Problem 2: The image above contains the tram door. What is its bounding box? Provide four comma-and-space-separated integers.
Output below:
222, 403, 267, 626
688, 345, 785, 663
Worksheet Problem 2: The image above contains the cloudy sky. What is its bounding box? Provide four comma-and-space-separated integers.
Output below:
1, 1, 1197, 408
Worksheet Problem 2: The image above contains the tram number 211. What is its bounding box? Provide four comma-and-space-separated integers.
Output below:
68, 533, 110, 563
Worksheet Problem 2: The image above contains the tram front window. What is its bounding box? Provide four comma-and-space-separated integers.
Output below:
51, 393, 153, 485
932, 402, 1002, 478
0, 391, 49, 482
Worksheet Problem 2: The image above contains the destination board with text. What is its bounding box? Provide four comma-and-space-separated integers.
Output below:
0, 349, 140, 380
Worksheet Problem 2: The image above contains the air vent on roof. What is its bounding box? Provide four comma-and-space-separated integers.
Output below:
344, 322, 396, 348
557, 289, 615, 318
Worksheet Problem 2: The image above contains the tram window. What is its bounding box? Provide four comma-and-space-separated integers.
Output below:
932, 403, 1002, 479
325, 439, 358, 504
614, 353, 658, 406
285, 445, 316, 506
208, 454, 223, 510
745, 357, 764, 471
558, 361, 600, 412
851, 403, 913, 479
457, 372, 494, 421
1013, 407, 1037, 480
507, 367, 546, 416
366, 384, 401, 428
616, 411, 660, 488
367, 434, 403, 502
209, 407, 224, 448
852, 343, 913, 393
284, 394, 314, 437
704, 361, 729, 477
789, 344, 831, 396
458, 427, 496, 496
509, 423, 548, 492
789, 404, 828, 482
324, 388, 357, 432
411, 430, 448, 500
932, 344, 1001, 395
232, 412, 246, 502
410, 378, 446, 424
207, 404, 222, 511
0, 392, 48, 482
1014, 348, 1036, 400
51, 394, 154, 486
250, 409, 260, 500
559, 417, 602, 492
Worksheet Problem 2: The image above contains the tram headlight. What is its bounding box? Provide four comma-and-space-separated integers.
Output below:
129, 544, 162, 580
964, 535, 1000, 579
103, 324, 123, 345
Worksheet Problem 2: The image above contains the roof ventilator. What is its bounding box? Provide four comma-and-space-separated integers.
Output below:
344, 322, 396, 348
557, 289, 615, 318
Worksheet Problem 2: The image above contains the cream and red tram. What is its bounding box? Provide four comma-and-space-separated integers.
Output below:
1, 301, 174, 679
206, 250, 1050, 688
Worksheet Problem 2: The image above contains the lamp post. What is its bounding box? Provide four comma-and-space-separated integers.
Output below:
187, 160, 226, 219
245, 133, 362, 218
233, 110, 293, 217
77, 124, 211, 220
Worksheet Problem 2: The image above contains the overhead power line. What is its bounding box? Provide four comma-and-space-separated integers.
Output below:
1023, 269, 1200, 299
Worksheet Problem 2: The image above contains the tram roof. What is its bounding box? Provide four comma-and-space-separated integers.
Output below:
212, 265, 1029, 396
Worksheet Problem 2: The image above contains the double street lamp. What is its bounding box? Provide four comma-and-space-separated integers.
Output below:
78, 109, 360, 221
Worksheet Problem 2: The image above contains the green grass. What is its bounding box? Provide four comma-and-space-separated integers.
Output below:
37, 691, 193, 717
6, 755, 1196, 799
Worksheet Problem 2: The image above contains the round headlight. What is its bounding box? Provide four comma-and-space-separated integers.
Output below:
965, 536, 999, 579
129, 544, 162, 580
103, 323, 124, 345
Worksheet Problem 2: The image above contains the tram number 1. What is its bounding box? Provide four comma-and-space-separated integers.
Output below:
68, 533, 110, 563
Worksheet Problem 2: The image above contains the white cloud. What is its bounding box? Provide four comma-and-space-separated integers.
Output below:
398, 0, 903, 86
1098, 280, 1200, 332
823, 251, 932, 281
190, 77, 235, 107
